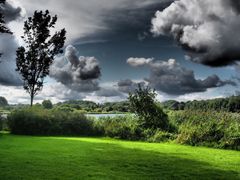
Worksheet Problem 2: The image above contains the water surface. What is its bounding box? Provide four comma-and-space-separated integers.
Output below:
86, 114, 126, 119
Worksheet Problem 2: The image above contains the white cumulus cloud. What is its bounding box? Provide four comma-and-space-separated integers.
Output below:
151, 0, 240, 67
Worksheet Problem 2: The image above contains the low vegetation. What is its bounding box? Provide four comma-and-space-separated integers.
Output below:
0, 85, 237, 151
8, 107, 95, 136
169, 111, 240, 150
6, 106, 240, 150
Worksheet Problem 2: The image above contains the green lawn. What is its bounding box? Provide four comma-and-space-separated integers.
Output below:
0, 134, 239, 180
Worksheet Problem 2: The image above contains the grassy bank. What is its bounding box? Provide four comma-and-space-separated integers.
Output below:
0, 134, 239, 179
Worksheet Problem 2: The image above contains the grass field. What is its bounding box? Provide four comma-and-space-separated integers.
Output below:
0, 134, 239, 180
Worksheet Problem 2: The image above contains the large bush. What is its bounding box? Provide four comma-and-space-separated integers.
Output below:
0, 97, 8, 107
8, 107, 95, 136
129, 85, 169, 130
170, 111, 240, 150
93, 115, 176, 142
42, 100, 53, 109
93, 115, 143, 140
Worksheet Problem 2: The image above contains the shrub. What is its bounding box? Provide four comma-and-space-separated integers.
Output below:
128, 85, 169, 130
8, 107, 51, 135
170, 111, 240, 150
146, 130, 176, 143
42, 100, 53, 109
94, 115, 143, 140
0, 97, 8, 107
50, 110, 94, 136
8, 107, 96, 136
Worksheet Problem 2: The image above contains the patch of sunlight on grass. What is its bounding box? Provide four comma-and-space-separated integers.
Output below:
0, 134, 239, 180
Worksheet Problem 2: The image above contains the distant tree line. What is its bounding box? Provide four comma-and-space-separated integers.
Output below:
2, 95, 240, 113
55, 95, 240, 113
162, 96, 240, 113
54, 100, 130, 113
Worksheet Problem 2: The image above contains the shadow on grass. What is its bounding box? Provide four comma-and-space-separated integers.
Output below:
0, 135, 239, 180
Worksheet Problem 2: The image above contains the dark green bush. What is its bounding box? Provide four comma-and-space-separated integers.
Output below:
42, 100, 53, 109
8, 107, 51, 135
8, 107, 95, 136
129, 85, 169, 130
50, 110, 94, 136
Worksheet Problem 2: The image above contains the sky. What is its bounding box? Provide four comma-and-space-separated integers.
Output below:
0, 0, 240, 104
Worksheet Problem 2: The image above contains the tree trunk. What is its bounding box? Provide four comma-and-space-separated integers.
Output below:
30, 94, 34, 107
30, 86, 35, 107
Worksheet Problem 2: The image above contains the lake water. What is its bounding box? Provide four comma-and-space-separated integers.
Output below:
86, 114, 126, 119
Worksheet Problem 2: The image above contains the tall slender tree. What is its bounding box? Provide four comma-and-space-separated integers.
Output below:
16, 10, 66, 106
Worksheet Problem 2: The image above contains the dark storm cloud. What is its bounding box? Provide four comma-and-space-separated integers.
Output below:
0, 35, 22, 86
117, 79, 146, 94
0, 1, 24, 86
20, 0, 173, 43
74, 0, 173, 43
94, 88, 123, 98
232, 75, 240, 84
0, 0, 23, 22
151, 0, 240, 67
227, 0, 240, 14
50, 45, 101, 92
127, 58, 236, 95
235, 91, 240, 96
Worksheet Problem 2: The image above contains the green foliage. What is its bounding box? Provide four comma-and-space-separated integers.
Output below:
93, 115, 142, 140
58, 100, 98, 110
0, 96, 8, 106
143, 129, 176, 143
53, 104, 75, 112
170, 111, 240, 150
8, 107, 95, 136
101, 101, 130, 113
0, 118, 2, 131
55, 100, 130, 113
42, 100, 53, 109
128, 85, 169, 130
16, 10, 66, 106
6, 103, 240, 150
94, 116, 176, 142
8, 107, 50, 135
162, 100, 185, 110
163, 96, 240, 113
